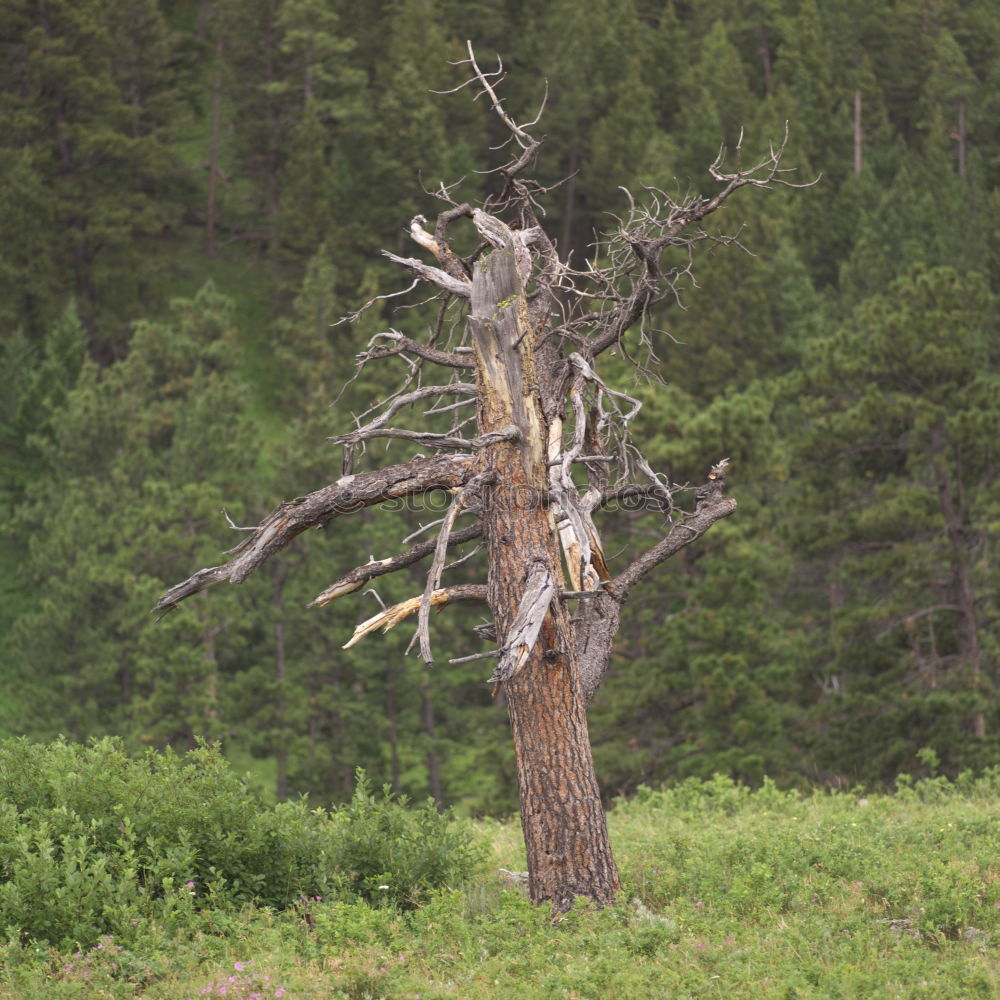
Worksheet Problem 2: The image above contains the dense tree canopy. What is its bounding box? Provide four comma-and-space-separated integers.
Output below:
1, 0, 997, 808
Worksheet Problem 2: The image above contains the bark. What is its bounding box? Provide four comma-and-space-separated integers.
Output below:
470, 246, 619, 910
154, 453, 475, 613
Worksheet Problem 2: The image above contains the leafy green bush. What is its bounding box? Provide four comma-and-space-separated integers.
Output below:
0, 738, 482, 947
328, 771, 485, 909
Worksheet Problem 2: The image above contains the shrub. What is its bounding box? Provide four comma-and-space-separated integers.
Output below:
0, 738, 482, 947
328, 770, 485, 909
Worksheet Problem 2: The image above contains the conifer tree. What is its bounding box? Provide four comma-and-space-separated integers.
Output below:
0, 0, 187, 357
14, 285, 260, 744
787, 266, 999, 773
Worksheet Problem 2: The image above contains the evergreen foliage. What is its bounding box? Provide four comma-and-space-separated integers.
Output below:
1, 0, 998, 805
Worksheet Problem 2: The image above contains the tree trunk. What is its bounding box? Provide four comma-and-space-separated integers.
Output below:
273, 561, 289, 801
853, 90, 862, 176
931, 420, 985, 735
420, 672, 443, 807
385, 661, 401, 793
956, 100, 966, 179
470, 246, 619, 911
206, 41, 222, 260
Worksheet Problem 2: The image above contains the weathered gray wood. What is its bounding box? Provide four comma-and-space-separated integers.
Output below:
154, 453, 476, 614
488, 563, 555, 685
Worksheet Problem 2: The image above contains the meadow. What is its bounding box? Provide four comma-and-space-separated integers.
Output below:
0, 741, 997, 1000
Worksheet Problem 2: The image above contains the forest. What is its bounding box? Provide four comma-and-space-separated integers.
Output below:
2, 0, 998, 814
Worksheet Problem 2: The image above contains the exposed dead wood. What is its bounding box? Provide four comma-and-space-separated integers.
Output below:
356, 329, 475, 371
488, 562, 555, 685
418, 470, 495, 663
380, 250, 471, 298
154, 454, 476, 614
343, 584, 487, 649
309, 521, 483, 608
331, 423, 519, 452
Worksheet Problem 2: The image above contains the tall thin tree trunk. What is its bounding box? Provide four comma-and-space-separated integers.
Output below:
561, 146, 579, 264
853, 90, 863, 175
956, 99, 966, 179
206, 41, 222, 260
931, 421, 984, 735
421, 673, 443, 806
758, 27, 773, 95
197, 593, 219, 751
385, 662, 401, 792
470, 246, 619, 911
273, 561, 288, 801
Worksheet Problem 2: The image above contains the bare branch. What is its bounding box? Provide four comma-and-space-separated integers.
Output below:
343, 584, 487, 649
381, 250, 471, 297
449, 649, 499, 665
356, 329, 475, 371
418, 470, 495, 662
330, 383, 476, 448
570, 466, 732, 708
463, 42, 535, 152
575, 129, 815, 359
154, 454, 477, 615
332, 279, 420, 327
612, 459, 736, 603
409, 210, 472, 284
309, 521, 483, 607
440, 43, 543, 185
331, 423, 519, 452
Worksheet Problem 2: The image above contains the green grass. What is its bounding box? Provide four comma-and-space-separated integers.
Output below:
2, 772, 998, 999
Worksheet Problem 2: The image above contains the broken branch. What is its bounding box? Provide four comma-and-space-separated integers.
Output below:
343, 584, 487, 649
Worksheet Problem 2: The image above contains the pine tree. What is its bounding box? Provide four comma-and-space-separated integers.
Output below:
0, 0, 188, 358
786, 266, 999, 776
12, 285, 261, 745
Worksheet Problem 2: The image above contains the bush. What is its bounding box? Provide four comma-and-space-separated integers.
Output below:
0, 738, 482, 947
329, 770, 485, 909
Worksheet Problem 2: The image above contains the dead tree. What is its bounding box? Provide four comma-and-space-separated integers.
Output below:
155, 46, 813, 913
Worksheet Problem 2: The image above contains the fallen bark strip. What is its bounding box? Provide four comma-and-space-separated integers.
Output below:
488, 563, 556, 685
154, 454, 476, 614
